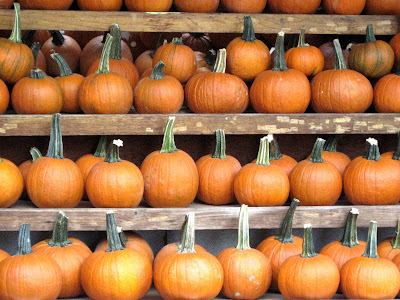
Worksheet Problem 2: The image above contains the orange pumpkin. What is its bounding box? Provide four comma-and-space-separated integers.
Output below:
0, 155, 23, 208
135, 50, 154, 76
141, 117, 199, 208
0, 249, 9, 262
221, 0, 267, 13
374, 63, 400, 113
175, 0, 219, 12
341, 221, 400, 299
267, 135, 297, 176
268, 0, 321, 13
125, 0, 172, 11
0, 0, 13, 8
17, 0, 73, 9
18, 147, 42, 200
319, 41, 350, 70
27, 114, 84, 208
32, 212, 92, 298
390, 33, 400, 69
323, 0, 366, 14
77, 0, 123, 10
250, 32, 311, 113
377, 219, 400, 260
392, 254, 400, 297
257, 199, 303, 291
195, 50, 216, 70
0, 78, 9, 114
186, 49, 249, 113
366, 0, 400, 14
196, 129, 241, 205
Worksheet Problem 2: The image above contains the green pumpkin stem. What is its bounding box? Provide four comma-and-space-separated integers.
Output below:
109, 24, 122, 60
150, 61, 166, 80
256, 135, 272, 166
341, 208, 361, 248
366, 24, 377, 43
106, 212, 125, 252
46, 114, 64, 159
362, 221, 379, 258
212, 129, 227, 159
300, 224, 317, 258
47, 211, 73, 247
49, 30, 65, 46
395, 61, 400, 76
309, 138, 326, 163
94, 136, 108, 157
390, 218, 400, 249
242, 16, 256, 42
178, 213, 196, 253
118, 227, 128, 248
16, 223, 33, 256
212, 49, 227, 73
273, 32, 289, 72
236, 204, 251, 250
269, 135, 283, 161
392, 132, 400, 161
333, 39, 347, 70
96, 33, 113, 74
30, 147, 42, 162
363, 138, 381, 161
104, 140, 123, 163
204, 49, 217, 67
297, 28, 307, 47
172, 37, 184, 45
275, 199, 300, 243
50, 51, 73, 77
9, 3, 22, 44
160, 116, 178, 153
30, 43, 45, 79
323, 135, 341, 152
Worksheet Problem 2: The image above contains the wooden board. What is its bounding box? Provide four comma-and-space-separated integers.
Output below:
0, 10, 398, 34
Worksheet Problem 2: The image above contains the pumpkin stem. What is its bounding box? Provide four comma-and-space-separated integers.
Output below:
117, 227, 128, 248
22, 30, 36, 47
49, 30, 65, 46
50, 51, 73, 77
392, 132, 400, 161
255, 135, 273, 166
30, 147, 42, 162
363, 138, 381, 161
269, 135, 283, 161
212, 129, 227, 159
150, 61, 166, 80
395, 61, 400, 76
204, 49, 217, 68
309, 138, 326, 163
172, 37, 184, 45
362, 221, 379, 258
300, 224, 317, 258
46, 114, 64, 159
273, 32, 289, 72
47, 211, 73, 248
275, 199, 299, 243
212, 49, 227, 73
333, 39, 347, 70
178, 213, 196, 253
160, 116, 178, 153
323, 135, 341, 152
96, 33, 113, 74
109, 24, 122, 60
236, 204, 251, 251
366, 24, 377, 43
94, 136, 108, 158
104, 139, 123, 163
16, 223, 33, 256
241, 16, 256, 42
341, 208, 361, 248
9, 3, 23, 44
297, 28, 307, 47
106, 212, 125, 252
30, 43, 45, 79
390, 218, 400, 249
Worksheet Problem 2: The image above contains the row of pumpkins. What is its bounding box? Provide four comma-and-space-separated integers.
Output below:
1, 112, 400, 209
0, 0, 399, 15
2, 5, 400, 114
1, 204, 400, 299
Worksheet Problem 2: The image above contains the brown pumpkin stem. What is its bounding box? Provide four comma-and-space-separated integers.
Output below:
362, 221, 379, 258
172, 37, 184, 45
275, 199, 299, 243
273, 32, 289, 72
117, 227, 128, 248
333, 39, 347, 70
46, 114, 64, 159
363, 138, 381, 161
204, 49, 217, 67
341, 208, 360, 248
47, 211, 73, 248
150, 61, 166, 80
49, 30, 65, 46
94, 136, 108, 158
323, 135, 341, 152
110, 24, 122, 60
392, 132, 400, 161
101, 31, 108, 43
105, 140, 123, 163
161, 116, 178, 153
106, 212, 125, 252
255, 135, 272, 166
242, 16, 256, 42
96, 33, 113, 74
16, 223, 33, 256
390, 218, 400, 249
9, 3, 23, 44
30, 147, 42, 162
178, 212, 196, 253
212, 49, 227, 73
300, 224, 317, 258
309, 138, 326, 163
212, 129, 227, 159
366, 24, 377, 43
50, 51, 73, 77
269, 135, 283, 161
30, 43, 45, 79
297, 28, 307, 47
236, 204, 251, 251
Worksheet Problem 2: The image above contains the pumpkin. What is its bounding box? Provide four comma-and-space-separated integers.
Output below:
182, 33, 212, 53
175, 0, 219, 12
141, 117, 199, 208
374, 63, 400, 113
87, 24, 139, 90
267, 135, 297, 176
392, 254, 400, 297
133, 61, 183, 114
81, 212, 153, 299
17, 0, 73, 9
250, 32, 311, 113
140, 68, 153, 78
343, 138, 400, 205
77, 0, 123, 10
381, 132, 400, 159
154, 212, 224, 300
36, 49, 47, 72
135, 50, 154, 76
226, 16, 271, 82
279, 224, 340, 299
0, 4, 34, 84
195, 50, 216, 71
196, 129, 241, 205
0, 224, 62, 300
79, 34, 133, 114
86, 139, 144, 208
27, 114, 84, 208
18, 147, 42, 200
42, 31, 81, 77
22, 29, 51, 46
390, 33, 400, 69
0, 154, 23, 208
234, 135, 290, 206
11, 44, 63, 114
341, 221, 400, 299
0, 250, 9, 262
32, 212, 92, 298
319, 41, 351, 70
348, 24, 394, 78
268, 0, 321, 13
152, 37, 197, 83
121, 32, 147, 61
125, 0, 172, 11
64, 30, 103, 49
218, 205, 271, 299
0, 79, 9, 114
366, 0, 400, 14
257, 199, 303, 291
0, 0, 13, 8
140, 32, 178, 50
285, 28, 324, 77
311, 39, 373, 113
322, 0, 366, 14
290, 138, 342, 206
221, 0, 267, 13
377, 219, 400, 260
51, 51, 84, 113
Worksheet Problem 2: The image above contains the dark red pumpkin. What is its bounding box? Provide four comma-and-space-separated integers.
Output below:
18, 0, 73, 9
182, 33, 212, 53
374, 62, 400, 113
125, 0, 173, 11
140, 32, 178, 50
377, 219, 400, 260
268, 0, 321, 13
175, 0, 219, 12
77, 0, 123, 10
366, 0, 400, 14
0, 0, 13, 8
0, 78, 9, 114
322, 0, 366, 14
64, 30, 103, 49
319, 41, 350, 70
221, 0, 267, 13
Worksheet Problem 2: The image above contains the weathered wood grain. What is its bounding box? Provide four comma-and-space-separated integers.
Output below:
0, 10, 398, 34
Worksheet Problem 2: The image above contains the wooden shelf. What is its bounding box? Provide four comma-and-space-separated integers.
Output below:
0, 10, 398, 34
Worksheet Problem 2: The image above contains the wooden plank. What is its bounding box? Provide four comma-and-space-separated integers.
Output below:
0, 201, 399, 231
0, 10, 398, 34
0, 114, 400, 136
